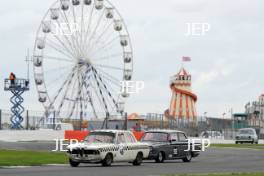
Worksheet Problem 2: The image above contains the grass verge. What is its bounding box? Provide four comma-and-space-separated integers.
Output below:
0, 150, 68, 166
211, 144, 264, 150
164, 173, 264, 176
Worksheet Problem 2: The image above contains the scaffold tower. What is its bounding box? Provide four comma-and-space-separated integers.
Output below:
4, 78, 29, 129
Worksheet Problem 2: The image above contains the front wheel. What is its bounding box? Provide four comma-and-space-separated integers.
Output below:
102, 153, 113, 167
69, 159, 80, 167
182, 151, 192, 162
133, 153, 143, 166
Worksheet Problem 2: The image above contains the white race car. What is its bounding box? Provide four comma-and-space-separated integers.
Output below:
66, 130, 150, 167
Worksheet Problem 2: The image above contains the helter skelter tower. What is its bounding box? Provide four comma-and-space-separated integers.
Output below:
167, 67, 198, 125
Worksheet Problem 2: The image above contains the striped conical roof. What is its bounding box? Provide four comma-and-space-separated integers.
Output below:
176, 67, 189, 76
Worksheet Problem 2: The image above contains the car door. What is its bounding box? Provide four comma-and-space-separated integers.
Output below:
177, 132, 189, 157
124, 132, 138, 160
115, 132, 130, 161
169, 133, 181, 158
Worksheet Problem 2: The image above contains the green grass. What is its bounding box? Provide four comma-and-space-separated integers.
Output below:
211, 144, 264, 150
164, 173, 264, 176
0, 150, 68, 166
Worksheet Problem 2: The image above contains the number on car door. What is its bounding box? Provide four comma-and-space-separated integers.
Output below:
169, 133, 180, 158
177, 132, 189, 157
116, 132, 130, 161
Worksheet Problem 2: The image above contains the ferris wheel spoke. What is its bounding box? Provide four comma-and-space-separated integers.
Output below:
87, 20, 113, 55
57, 67, 78, 118
91, 71, 110, 115
45, 39, 74, 59
92, 67, 119, 96
88, 79, 107, 117
89, 35, 119, 58
92, 69, 120, 97
49, 20, 76, 57
83, 4, 95, 51
93, 52, 123, 62
81, 72, 99, 119
65, 73, 79, 118
93, 64, 123, 71
85, 9, 106, 51
94, 67, 121, 86
44, 65, 72, 76
71, 4, 83, 56
43, 55, 74, 63
92, 67, 118, 109
77, 74, 84, 117
80, 2, 85, 53
47, 66, 77, 111
67, 74, 82, 119
60, 10, 82, 57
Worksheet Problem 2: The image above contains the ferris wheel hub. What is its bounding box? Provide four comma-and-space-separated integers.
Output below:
78, 58, 91, 65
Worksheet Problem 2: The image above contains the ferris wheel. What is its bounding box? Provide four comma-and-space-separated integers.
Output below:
33, 0, 133, 120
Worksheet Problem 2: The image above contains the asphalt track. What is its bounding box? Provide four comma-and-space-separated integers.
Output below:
0, 147, 264, 176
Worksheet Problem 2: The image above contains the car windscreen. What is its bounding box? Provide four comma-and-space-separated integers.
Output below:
239, 129, 254, 135
141, 132, 169, 142
84, 132, 115, 143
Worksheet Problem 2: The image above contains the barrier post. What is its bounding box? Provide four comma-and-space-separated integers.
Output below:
124, 112, 128, 130
26, 110, 29, 130
53, 111, 56, 130
80, 111, 83, 131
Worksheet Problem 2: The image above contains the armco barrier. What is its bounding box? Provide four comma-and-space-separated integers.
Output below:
64, 131, 145, 141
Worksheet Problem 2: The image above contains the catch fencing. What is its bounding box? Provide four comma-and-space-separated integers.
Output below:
0, 109, 259, 140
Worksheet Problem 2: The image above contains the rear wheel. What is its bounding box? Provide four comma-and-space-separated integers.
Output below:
182, 151, 192, 162
155, 151, 165, 163
133, 152, 143, 166
102, 153, 113, 167
69, 159, 80, 167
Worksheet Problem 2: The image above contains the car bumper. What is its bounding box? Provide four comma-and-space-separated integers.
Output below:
68, 154, 102, 163
191, 151, 200, 157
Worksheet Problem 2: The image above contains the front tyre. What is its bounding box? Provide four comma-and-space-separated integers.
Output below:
155, 152, 165, 163
133, 153, 143, 166
182, 151, 192, 163
102, 153, 113, 167
69, 159, 80, 167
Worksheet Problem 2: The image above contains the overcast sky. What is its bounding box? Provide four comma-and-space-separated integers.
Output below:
0, 0, 264, 118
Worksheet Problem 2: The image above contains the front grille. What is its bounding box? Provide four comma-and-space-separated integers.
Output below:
68, 149, 100, 155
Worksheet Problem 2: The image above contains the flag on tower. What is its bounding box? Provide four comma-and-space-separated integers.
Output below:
182, 56, 191, 62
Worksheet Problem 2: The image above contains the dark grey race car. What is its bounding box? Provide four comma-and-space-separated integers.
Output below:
141, 130, 201, 163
